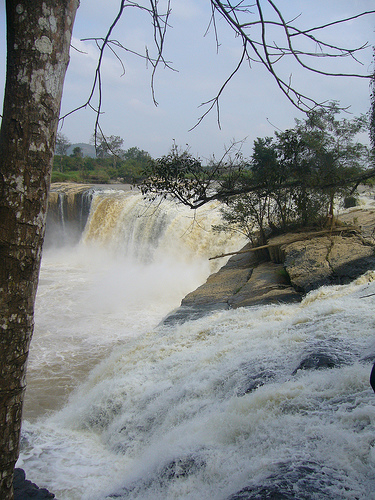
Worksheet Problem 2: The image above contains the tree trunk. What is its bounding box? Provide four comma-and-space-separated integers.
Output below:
0, 1, 79, 498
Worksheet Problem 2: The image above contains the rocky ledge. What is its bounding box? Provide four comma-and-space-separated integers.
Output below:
13, 468, 55, 499
164, 208, 375, 324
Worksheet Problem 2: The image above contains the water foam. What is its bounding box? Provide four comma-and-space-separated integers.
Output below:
18, 188, 375, 499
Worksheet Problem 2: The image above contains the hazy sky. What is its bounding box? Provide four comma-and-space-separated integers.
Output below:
0, 1, 374, 160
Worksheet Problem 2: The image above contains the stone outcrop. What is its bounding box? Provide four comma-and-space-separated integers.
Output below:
13, 469, 55, 499
269, 230, 375, 292
164, 208, 375, 324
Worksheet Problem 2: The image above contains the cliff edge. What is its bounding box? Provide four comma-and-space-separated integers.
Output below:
164, 208, 375, 324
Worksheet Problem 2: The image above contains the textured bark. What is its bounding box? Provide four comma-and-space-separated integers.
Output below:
0, 1, 79, 498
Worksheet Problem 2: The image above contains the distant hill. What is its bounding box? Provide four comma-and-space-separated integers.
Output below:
66, 143, 96, 158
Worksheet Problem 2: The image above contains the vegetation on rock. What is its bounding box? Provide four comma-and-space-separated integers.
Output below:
141, 106, 370, 245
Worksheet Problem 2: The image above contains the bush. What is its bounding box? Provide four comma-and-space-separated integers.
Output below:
51, 171, 82, 183
86, 170, 110, 183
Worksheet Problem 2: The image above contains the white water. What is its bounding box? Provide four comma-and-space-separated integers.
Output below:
18, 189, 375, 499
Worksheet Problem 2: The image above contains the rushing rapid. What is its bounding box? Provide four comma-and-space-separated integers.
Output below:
18, 187, 375, 499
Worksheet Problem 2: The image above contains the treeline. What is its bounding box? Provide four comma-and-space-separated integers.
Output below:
52, 133, 152, 184
141, 105, 372, 244
54, 105, 372, 245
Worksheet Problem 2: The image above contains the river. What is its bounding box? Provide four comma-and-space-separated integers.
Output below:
17, 187, 375, 499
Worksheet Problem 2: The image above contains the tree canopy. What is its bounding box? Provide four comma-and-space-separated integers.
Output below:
141, 106, 370, 243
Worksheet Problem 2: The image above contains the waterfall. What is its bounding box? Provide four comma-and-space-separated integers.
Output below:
17, 185, 375, 500
45, 183, 244, 268
82, 188, 244, 267
45, 183, 96, 247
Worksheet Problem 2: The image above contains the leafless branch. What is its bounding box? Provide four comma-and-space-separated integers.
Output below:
190, 46, 248, 130
60, 0, 174, 148
60, 1, 374, 139
195, 0, 375, 126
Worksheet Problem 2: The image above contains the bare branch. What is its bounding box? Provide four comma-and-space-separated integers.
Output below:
195, 0, 375, 125
190, 46, 248, 130
60, 1, 374, 137
60, 0, 128, 129
60, 0, 175, 146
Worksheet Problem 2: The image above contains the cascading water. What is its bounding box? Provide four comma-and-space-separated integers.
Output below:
45, 183, 97, 247
18, 186, 375, 499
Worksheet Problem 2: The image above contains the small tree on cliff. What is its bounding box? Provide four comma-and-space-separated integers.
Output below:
148, 108, 369, 244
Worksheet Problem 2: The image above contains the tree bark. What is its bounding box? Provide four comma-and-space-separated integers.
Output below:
0, 1, 79, 498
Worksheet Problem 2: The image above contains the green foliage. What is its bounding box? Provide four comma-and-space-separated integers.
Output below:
125, 107, 369, 244
343, 196, 358, 208
213, 191, 270, 245
92, 134, 125, 170
51, 170, 83, 183
55, 132, 71, 156
71, 146, 83, 158
85, 169, 111, 184
217, 105, 369, 241
140, 143, 210, 207
53, 145, 152, 184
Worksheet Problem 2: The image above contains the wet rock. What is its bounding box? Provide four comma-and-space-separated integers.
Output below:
175, 250, 301, 318
338, 208, 375, 240
161, 303, 229, 325
281, 234, 375, 293
228, 262, 301, 308
237, 368, 276, 396
106, 454, 206, 499
13, 468, 55, 499
180, 244, 259, 309
292, 349, 347, 375
227, 461, 354, 499
329, 237, 375, 282
181, 267, 253, 307
172, 209, 375, 318
158, 455, 206, 481
282, 237, 333, 292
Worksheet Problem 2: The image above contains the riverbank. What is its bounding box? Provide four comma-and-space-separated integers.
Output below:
164, 206, 375, 324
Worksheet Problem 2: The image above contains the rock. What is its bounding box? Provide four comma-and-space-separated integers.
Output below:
281, 237, 332, 292
180, 243, 301, 314
227, 460, 349, 499
328, 235, 375, 280
107, 454, 206, 498
228, 261, 301, 308
181, 266, 253, 307
180, 243, 257, 309
282, 234, 375, 293
169, 208, 375, 321
158, 455, 206, 481
13, 468, 55, 499
162, 303, 229, 325
292, 352, 340, 374
337, 207, 375, 240
236, 368, 276, 396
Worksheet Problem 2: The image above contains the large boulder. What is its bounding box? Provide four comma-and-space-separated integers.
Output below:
228, 261, 301, 308
180, 244, 257, 308
281, 234, 375, 292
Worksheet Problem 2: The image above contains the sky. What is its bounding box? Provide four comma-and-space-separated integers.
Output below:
0, 0, 374, 161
